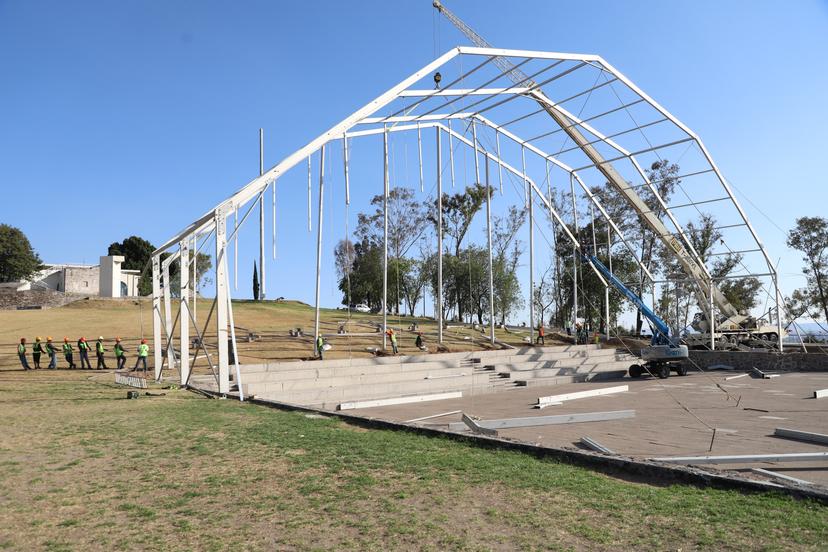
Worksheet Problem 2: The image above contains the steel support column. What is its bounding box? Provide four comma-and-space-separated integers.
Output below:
485, 156, 495, 344
152, 255, 162, 380
570, 173, 578, 343
383, 128, 389, 349
436, 127, 444, 344
314, 145, 325, 354
179, 239, 190, 385
162, 259, 174, 376
259, 128, 266, 299
215, 208, 230, 394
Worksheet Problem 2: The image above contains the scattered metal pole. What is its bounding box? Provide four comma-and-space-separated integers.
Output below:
179, 239, 190, 386
259, 128, 266, 299
436, 127, 444, 344
215, 208, 230, 394
314, 145, 326, 353
151, 255, 163, 381
383, 128, 389, 349
485, 156, 495, 345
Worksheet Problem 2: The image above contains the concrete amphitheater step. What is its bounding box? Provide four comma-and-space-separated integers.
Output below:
242, 365, 480, 395
250, 372, 491, 408
236, 359, 469, 384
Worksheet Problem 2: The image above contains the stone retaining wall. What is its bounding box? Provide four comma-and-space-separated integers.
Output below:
689, 350, 828, 372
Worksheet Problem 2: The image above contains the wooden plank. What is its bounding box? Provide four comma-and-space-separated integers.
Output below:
338, 391, 462, 411
751, 468, 813, 486
447, 410, 635, 431
774, 428, 828, 446
650, 452, 828, 465
461, 413, 498, 436
814, 388, 828, 399
724, 373, 749, 381
404, 410, 462, 423
536, 385, 628, 406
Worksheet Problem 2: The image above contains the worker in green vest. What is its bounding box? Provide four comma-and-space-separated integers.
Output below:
77, 337, 92, 369
114, 337, 126, 370
17, 338, 31, 371
32, 336, 45, 369
95, 336, 108, 370
45, 337, 57, 369
134, 339, 149, 372
385, 328, 398, 354
62, 337, 76, 369
316, 334, 325, 360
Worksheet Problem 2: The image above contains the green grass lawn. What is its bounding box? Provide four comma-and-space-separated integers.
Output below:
0, 371, 825, 551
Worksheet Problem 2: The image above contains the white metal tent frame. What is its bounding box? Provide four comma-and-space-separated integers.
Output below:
150, 47, 782, 396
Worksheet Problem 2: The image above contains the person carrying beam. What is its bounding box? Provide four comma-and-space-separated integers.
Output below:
114, 337, 126, 370
17, 338, 31, 371
77, 337, 92, 369
62, 337, 76, 369
32, 336, 45, 369
95, 336, 107, 370
45, 337, 57, 369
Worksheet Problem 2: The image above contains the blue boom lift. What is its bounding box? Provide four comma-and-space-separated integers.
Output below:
582, 251, 689, 379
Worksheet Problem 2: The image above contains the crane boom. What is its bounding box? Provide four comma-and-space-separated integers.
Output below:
433, 0, 742, 325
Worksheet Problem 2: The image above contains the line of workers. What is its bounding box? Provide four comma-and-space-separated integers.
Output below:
17, 337, 150, 371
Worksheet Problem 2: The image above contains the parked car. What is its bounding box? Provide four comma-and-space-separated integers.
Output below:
354, 304, 370, 313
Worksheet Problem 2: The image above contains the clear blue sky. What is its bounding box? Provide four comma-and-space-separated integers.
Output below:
1, 0, 826, 318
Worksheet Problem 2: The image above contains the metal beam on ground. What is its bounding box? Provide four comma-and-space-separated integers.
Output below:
580, 436, 614, 454
338, 391, 462, 411
447, 410, 635, 431
750, 468, 813, 486
536, 385, 629, 406
461, 413, 499, 436
650, 452, 828, 465
774, 428, 828, 446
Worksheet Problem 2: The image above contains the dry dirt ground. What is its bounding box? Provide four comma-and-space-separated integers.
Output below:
0, 371, 826, 551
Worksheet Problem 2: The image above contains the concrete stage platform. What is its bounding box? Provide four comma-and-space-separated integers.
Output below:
344, 371, 828, 487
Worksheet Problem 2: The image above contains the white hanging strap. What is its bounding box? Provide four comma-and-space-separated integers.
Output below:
417, 122, 424, 193
343, 134, 350, 206
233, 208, 238, 290
447, 119, 455, 188
307, 155, 312, 232
495, 129, 503, 195
521, 145, 529, 208
272, 180, 277, 260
